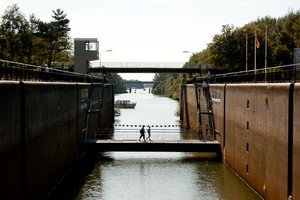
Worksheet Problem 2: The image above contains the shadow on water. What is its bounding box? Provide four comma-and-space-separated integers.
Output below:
45, 151, 221, 200
44, 152, 111, 200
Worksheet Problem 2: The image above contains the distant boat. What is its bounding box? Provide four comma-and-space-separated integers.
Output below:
114, 100, 136, 109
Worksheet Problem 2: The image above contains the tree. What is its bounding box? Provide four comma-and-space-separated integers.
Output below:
0, 4, 30, 62
0, 5, 72, 65
37, 9, 71, 67
106, 73, 127, 94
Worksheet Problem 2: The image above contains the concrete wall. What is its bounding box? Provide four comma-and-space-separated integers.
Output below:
181, 83, 298, 200
224, 84, 290, 200
209, 84, 226, 156
0, 81, 22, 199
0, 81, 114, 200
181, 84, 199, 129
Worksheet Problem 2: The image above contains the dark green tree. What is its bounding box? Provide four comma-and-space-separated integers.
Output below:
37, 9, 71, 67
106, 73, 127, 94
0, 4, 30, 62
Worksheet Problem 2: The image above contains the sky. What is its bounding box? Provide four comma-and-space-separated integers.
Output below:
1, 0, 300, 80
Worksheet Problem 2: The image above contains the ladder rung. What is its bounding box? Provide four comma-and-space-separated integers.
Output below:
88, 109, 102, 113
199, 111, 213, 114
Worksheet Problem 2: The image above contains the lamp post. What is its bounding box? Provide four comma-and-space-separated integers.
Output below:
100, 49, 113, 68
183, 50, 194, 68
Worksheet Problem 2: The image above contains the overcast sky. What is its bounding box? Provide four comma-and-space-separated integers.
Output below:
1, 0, 300, 80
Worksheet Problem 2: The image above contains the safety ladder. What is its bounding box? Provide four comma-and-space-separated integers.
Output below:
196, 82, 216, 140
83, 81, 105, 139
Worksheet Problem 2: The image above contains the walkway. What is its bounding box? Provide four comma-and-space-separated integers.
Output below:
81, 139, 221, 154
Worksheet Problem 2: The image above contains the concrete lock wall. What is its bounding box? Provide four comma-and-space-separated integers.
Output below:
181, 83, 298, 200
0, 81, 22, 200
181, 84, 199, 129
0, 81, 114, 200
224, 83, 290, 200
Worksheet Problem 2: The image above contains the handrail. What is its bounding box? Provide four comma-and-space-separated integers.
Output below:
0, 59, 103, 82
214, 63, 298, 78
197, 63, 300, 83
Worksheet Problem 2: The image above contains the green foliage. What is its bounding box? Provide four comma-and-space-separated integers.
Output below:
152, 73, 186, 100
0, 4, 72, 66
193, 10, 300, 72
106, 73, 127, 94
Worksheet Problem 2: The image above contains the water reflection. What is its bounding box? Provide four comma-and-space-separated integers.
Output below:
73, 152, 260, 200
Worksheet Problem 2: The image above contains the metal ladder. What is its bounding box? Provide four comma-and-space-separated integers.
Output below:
196, 82, 216, 140
83, 80, 105, 139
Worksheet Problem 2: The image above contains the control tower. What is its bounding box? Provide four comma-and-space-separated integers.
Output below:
74, 38, 99, 74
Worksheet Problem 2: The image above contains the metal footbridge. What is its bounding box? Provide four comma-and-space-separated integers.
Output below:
81, 139, 221, 154
81, 125, 221, 156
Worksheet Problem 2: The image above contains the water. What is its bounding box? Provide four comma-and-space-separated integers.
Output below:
48, 89, 261, 200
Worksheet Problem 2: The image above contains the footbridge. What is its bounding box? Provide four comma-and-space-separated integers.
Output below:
89, 62, 211, 74
81, 123, 221, 155
81, 139, 221, 153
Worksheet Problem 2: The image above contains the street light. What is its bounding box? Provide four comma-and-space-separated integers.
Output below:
100, 49, 113, 68
183, 50, 195, 68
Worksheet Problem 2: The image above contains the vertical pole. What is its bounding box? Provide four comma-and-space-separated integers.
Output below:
265, 25, 268, 83
246, 34, 248, 73
254, 31, 257, 77
288, 83, 294, 198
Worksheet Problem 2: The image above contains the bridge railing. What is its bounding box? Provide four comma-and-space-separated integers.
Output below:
201, 64, 300, 83
0, 59, 103, 82
83, 126, 205, 141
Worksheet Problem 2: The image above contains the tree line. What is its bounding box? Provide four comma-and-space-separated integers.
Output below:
191, 10, 300, 72
0, 4, 72, 67
152, 10, 300, 98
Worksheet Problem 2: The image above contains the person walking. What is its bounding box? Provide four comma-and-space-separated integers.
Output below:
146, 125, 151, 141
139, 125, 146, 142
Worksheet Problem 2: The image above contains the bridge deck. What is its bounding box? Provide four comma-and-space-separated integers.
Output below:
81, 139, 221, 154
89, 67, 203, 73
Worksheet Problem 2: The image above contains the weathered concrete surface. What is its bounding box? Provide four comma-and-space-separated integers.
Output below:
181, 84, 198, 129
0, 81, 22, 200
23, 82, 79, 200
209, 84, 225, 157
0, 81, 114, 200
225, 83, 290, 200
181, 83, 296, 200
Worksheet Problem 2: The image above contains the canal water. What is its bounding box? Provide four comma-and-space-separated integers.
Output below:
48, 89, 261, 200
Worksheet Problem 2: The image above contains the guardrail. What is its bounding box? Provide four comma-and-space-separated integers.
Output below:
199, 64, 300, 83
82, 126, 204, 141
0, 59, 103, 82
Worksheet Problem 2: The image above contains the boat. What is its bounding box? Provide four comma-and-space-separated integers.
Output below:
114, 100, 136, 108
